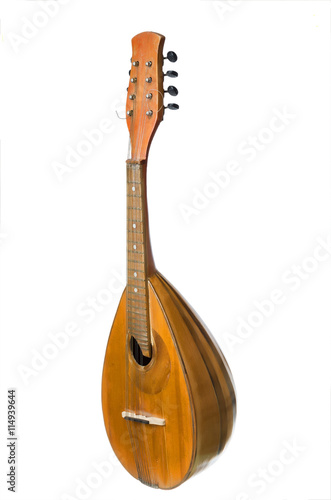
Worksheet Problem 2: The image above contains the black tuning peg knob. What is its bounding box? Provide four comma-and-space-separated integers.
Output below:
164, 51, 178, 63
165, 103, 179, 111
164, 70, 178, 78
164, 86, 178, 97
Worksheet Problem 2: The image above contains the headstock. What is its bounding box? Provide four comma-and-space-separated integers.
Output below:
126, 32, 178, 161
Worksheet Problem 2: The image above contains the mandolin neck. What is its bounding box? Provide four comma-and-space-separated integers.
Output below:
126, 159, 155, 358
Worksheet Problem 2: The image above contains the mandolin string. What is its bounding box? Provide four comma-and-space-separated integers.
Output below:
134, 132, 149, 482
141, 166, 153, 486
161, 396, 170, 482
130, 65, 147, 483
142, 60, 160, 486
125, 114, 136, 476
132, 164, 149, 482
130, 99, 145, 480
138, 82, 154, 485
129, 60, 154, 484
132, 165, 147, 482
126, 202, 142, 479
126, 91, 145, 481
138, 63, 153, 484
140, 166, 152, 485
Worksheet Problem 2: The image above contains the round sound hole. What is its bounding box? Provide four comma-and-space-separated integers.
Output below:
130, 336, 152, 367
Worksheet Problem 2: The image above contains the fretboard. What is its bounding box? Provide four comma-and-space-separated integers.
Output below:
126, 160, 151, 358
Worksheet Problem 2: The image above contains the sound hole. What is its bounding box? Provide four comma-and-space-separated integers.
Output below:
130, 336, 152, 366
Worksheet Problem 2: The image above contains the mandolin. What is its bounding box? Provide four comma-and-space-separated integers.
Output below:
102, 31, 236, 489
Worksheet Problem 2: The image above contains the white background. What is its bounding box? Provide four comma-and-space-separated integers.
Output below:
0, 1, 330, 499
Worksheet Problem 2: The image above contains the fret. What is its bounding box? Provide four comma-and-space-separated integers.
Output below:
128, 317, 147, 325
127, 230, 144, 234
127, 312, 147, 320
128, 317, 148, 325
128, 270, 146, 281
129, 327, 148, 335
134, 340, 149, 347
129, 323, 148, 331
128, 250, 144, 255
127, 297, 146, 304
127, 309, 147, 316
128, 277, 146, 282
127, 206, 142, 210
128, 325, 147, 333
127, 322, 148, 330
127, 305, 146, 312
128, 323, 148, 330
128, 307, 147, 315
127, 218, 143, 222
132, 340, 149, 348
127, 267, 145, 274
127, 258, 145, 264
127, 194, 142, 198
131, 333, 149, 341
128, 327, 148, 335
134, 341, 150, 348
128, 293, 146, 300
127, 270, 145, 276
128, 309, 148, 316
132, 334, 149, 341
127, 305, 147, 312
128, 284, 145, 290
127, 311, 147, 319
127, 268, 145, 274
128, 308, 147, 316
127, 180, 141, 184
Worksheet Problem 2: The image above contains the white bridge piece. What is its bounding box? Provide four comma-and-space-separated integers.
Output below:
122, 410, 165, 426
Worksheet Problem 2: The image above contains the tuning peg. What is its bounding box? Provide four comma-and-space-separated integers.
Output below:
164, 51, 178, 63
165, 103, 179, 111
164, 86, 178, 97
164, 70, 178, 78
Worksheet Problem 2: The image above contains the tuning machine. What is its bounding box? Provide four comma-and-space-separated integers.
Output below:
164, 50, 179, 110
164, 86, 178, 97
164, 51, 178, 63
165, 103, 179, 111
164, 70, 178, 78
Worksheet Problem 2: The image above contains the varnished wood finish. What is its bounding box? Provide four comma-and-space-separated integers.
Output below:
102, 31, 236, 489
149, 273, 236, 474
126, 32, 165, 161
102, 272, 236, 488
102, 285, 195, 489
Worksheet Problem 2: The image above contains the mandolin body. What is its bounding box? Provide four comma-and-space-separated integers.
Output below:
102, 271, 236, 489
